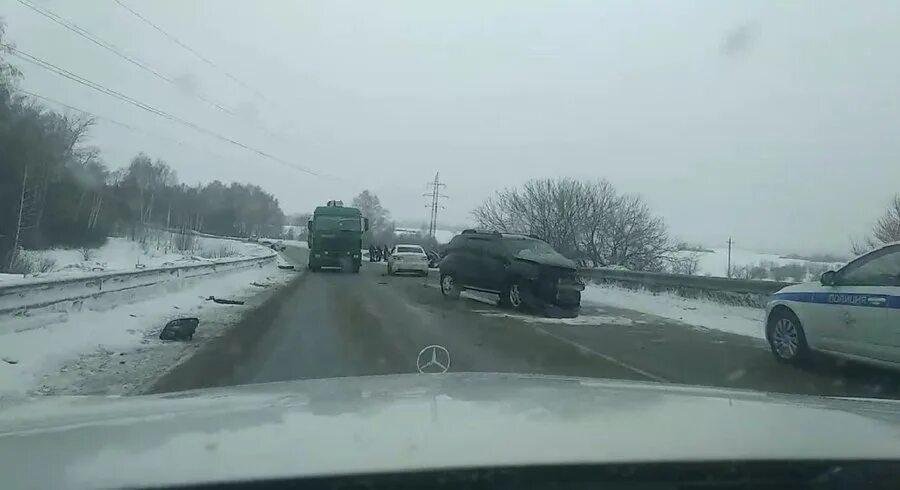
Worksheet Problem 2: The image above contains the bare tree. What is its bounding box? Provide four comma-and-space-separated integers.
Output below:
7, 164, 39, 269
472, 178, 675, 271
671, 252, 701, 275
353, 190, 394, 244
852, 194, 900, 255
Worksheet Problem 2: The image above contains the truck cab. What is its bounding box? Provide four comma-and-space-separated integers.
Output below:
307, 201, 369, 273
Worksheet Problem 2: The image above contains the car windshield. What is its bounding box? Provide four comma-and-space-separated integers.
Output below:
4, 1, 900, 486
315, 217, 361, 232
503, 239, 557, 257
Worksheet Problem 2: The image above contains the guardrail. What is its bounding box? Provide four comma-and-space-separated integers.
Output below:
579, 268, 796, 307
0, 252, 276, 317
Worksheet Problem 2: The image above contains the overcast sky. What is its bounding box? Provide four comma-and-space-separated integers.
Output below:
4, 0, 900, 254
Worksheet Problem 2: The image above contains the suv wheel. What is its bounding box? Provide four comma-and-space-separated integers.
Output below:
440, 273, 461, 299
500, 280, 525, 310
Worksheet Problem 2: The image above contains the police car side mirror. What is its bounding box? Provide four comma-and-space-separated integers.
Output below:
820, 270, 837, 286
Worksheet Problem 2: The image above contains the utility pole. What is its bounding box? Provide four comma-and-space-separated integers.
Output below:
422, 172, 448, 239
727, 237, 733, 278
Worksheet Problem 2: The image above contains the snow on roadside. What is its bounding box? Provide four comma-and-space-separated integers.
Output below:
281, 240, 308, 249
2, 235, 270, 285
582, 284, 766, 340
473, 308, 635, 326
0, 262, 294, 397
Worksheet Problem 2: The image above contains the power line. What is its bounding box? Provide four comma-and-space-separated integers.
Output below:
16, 0, 288, 143
17, 0, 178, 87
112, 0, 272, 104
18, 88, 241, 164
422, 172, 448, 239
4, 44, 323, 178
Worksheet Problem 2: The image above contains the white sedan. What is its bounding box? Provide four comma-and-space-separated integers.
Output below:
387, 244, 430, 276
765, 243, 900, 369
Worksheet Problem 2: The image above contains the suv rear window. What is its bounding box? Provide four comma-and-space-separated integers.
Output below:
396, 246, 424, 254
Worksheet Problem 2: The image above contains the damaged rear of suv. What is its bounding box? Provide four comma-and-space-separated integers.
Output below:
439, 230, 585, 317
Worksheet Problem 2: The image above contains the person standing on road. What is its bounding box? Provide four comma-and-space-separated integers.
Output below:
369, 245, 376, 262
383, 245, 391, 262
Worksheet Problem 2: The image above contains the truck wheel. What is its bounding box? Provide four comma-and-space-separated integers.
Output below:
440, 273, 460, 299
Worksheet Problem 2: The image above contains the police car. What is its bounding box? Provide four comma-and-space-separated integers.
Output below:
765, 243, 900, 369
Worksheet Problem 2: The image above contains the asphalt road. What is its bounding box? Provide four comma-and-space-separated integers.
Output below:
150, 245, 900, 399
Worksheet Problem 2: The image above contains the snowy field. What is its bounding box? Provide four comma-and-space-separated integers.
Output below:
582, 284, 765, 340
0, 234, 270, 285
0, 261, 294, 396
682, 246, 845, 280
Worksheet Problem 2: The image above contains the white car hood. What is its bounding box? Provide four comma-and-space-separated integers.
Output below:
776, 281, 822, 294
2, 373, 900, 489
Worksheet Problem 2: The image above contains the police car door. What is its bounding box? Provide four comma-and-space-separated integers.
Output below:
830, 245, 900, 362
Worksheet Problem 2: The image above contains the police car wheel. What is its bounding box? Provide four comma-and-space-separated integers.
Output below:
767, 309, 809, 364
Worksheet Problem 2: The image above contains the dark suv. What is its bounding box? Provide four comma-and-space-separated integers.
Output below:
438, 230, 584, 316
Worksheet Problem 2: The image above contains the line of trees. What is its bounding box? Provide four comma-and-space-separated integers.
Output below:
472, 178, 682, 272
1, 24, 284, 272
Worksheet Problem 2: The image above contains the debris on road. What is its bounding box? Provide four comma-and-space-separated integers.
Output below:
277, 264, 295, 270
206, 296, 245, 305
159, 318, 199, 341
250, 282, 269, 288
2, 357, 19, 365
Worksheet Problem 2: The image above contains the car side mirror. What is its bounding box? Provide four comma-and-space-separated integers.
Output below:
307, 219, 314, 231
821, 270, 837, 286
364, 218, 370, 231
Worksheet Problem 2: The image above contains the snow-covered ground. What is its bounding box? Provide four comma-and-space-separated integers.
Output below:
1, 234, 269, 284
679, 246, 845, 280
0, 261, 295, 397
582, 284, 766, 340
280, 239, 308, 249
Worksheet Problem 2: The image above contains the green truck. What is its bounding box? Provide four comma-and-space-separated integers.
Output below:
307, 200, 369, 273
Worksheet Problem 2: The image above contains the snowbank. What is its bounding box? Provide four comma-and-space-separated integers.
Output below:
2, 235, 269, 285
582, 284, 766, 340
0, 262, 293, 396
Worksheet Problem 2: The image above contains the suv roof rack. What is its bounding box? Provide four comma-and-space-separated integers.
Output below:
462, 229, 501, 236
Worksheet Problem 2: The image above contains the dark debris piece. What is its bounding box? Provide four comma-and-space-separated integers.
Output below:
159, 317, 199, 341
206, 296, 245, 305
